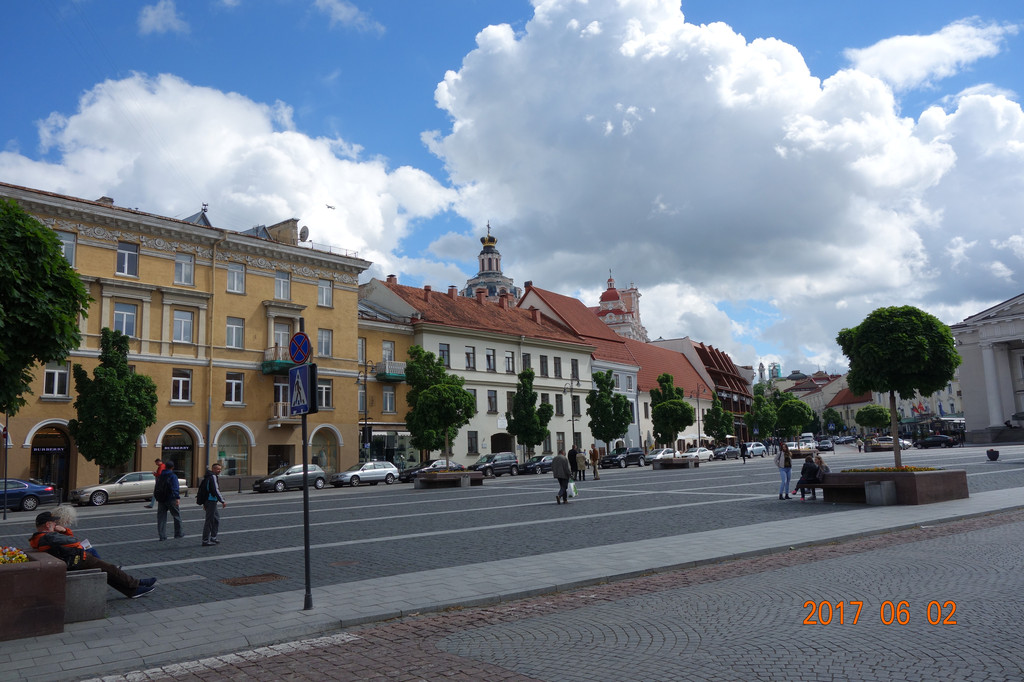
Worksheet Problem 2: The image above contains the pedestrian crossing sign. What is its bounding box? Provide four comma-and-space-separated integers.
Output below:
289, 363, 319, 416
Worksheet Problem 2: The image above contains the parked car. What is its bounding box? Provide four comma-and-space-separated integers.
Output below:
834, 435, 856, 445
2, 478, 57, 512
398, 459, 465, 483
648, 448, 678, 461
743, 442, 767, 457
600, 447, 647, 468
522, 454, 554, 474
331, 461, 399, 487
711, 445, 740, 460
71, 471, 188, 506
467, 452, 520, 477
252, 464, 326, 493
683, 447, 714, 461
816, 439, 834, 452
913, 434, 957, 449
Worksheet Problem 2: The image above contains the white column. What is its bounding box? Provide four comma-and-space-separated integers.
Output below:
981, 342, 1004, 427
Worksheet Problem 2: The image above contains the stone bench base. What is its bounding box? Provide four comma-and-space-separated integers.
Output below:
65, 568, 106, 623
414, 472, 485, 489
652, 459, 700, 470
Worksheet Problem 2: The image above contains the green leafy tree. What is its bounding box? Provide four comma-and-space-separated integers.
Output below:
404, 345, 477, 462
855, 404, 891, 433
505, 368, 554, 456
703, 394, 734, 444
586, 370, 632, 450
0, 199, 91, 416
649, 373, 695, 448
837, 305, 961, 467
67, 328, 157, 469
821, 407, 845, 435
776, 396, 813, 438
414, 382, 476, 466
744, 393, 777, 441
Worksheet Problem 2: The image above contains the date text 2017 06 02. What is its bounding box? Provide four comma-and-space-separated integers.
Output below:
802, 600, 957, 625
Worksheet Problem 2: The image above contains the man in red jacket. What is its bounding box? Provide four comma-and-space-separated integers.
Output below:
30, 511, 156, 598
144, 458, 166, 508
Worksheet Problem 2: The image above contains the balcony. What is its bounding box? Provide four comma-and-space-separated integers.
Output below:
375, 360, 406, 382
261, 346, 295, 375
268, 401, 300, 428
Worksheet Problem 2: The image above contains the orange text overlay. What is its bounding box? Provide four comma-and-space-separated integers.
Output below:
802, 600, 958, 625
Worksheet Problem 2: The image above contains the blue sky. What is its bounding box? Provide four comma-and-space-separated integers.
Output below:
3, 1, 1023, 376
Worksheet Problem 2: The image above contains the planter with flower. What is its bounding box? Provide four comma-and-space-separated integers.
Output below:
0, 547, 66, 641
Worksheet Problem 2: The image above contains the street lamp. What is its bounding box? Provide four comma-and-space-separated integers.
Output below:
355, 359, 376, 460
690, 386, 708, 447
563, 378, 581, 450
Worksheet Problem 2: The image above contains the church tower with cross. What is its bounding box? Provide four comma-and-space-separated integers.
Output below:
462, 223, 521, 303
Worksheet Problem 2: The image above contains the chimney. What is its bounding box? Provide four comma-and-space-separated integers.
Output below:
423, 284, 432, 301
524, 280, 533, 289
386, 274, 397, 284
475, 288, 487, 304
96, 196, 114, 206
498, 293, 509, 309
531, 308, 542, 323
447, 285, 458, 299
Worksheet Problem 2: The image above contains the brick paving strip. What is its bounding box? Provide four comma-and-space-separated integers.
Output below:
81, 508, 1024, 682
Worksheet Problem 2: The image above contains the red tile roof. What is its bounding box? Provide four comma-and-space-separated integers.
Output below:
691, 341, 752, 398
827, 388, 873, 407
622, 338, 711, 396
382, 280, 590, 348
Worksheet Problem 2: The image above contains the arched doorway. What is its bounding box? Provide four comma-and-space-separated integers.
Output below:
311, 429, 339, 475
490, 433, 513, 453
216, 427, 251, 476
30, 427, 70, 499
162, 428, 195, 487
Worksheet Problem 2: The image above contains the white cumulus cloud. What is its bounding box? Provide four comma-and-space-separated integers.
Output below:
138, 0, 189, 36
845, 18, 1019, 91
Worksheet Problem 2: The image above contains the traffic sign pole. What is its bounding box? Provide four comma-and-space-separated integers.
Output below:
293, 320, 314, 610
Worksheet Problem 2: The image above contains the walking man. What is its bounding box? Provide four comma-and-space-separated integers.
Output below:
552, 449, 571, 504
740, 441, 748, 464
589, 444, 600, 480
201, 461, 227, 546
155, 459, 185, 541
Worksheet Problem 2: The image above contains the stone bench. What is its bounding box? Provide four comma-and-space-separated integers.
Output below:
65, 568, 106, 623
414, 471, 485, 489
652, 458, 700, 470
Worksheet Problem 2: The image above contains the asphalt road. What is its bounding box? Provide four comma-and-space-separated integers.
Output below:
2, 443, 1019, 623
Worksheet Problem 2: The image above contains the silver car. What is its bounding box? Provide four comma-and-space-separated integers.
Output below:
331, 461, 399, 487
70, 471, 188, 506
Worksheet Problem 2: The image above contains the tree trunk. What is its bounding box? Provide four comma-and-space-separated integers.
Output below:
890, 390, 902, 468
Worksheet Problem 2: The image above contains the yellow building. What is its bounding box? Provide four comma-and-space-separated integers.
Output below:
1, 182, 370, 494
356, 285, 415, 464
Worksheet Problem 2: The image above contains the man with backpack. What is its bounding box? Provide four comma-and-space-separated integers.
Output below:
154, 459, 185, 541
199, 461, 227, 546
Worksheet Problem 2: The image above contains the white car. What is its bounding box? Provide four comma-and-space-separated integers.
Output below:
683, 447, 714, 461
70, 471, 188, 506
648, 448, 679, 461
743, 442, 767, 457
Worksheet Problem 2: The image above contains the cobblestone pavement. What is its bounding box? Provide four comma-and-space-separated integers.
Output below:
84, 509, 1024, 682
1, 444, 1017, 621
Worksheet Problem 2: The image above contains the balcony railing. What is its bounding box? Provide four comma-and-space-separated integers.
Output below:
261, 345, 295, 375
375, 360, 406, 381
269, 401, 300, 426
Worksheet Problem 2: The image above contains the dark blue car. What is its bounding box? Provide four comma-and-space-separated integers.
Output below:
2, 478, 58, 512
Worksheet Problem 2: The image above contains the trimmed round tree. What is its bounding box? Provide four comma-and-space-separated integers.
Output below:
837, 305, 961, 467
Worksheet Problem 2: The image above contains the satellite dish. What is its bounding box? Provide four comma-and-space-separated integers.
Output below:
299, 225, 309, 242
